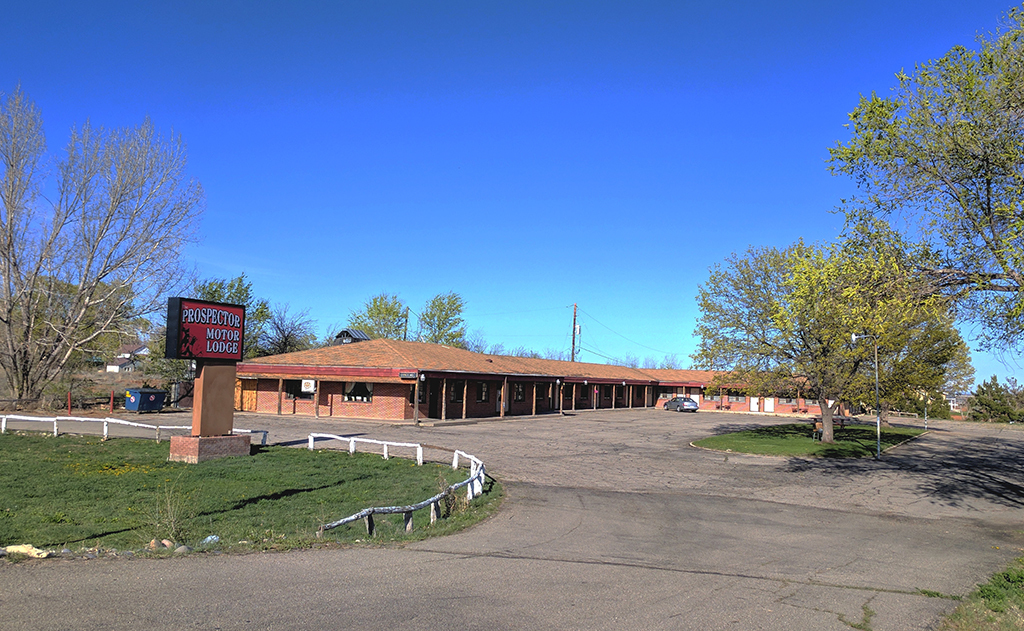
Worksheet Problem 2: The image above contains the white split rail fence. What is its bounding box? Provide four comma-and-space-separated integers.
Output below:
0, 414, 268, 445
307, 433, 487, 536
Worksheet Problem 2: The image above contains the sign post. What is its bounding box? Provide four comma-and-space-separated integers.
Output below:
164, 297, 250, 463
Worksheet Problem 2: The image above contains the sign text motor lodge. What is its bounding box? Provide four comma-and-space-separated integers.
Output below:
165, 297, 246, 361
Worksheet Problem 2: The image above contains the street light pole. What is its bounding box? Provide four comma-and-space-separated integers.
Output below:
852, 333, 881, 460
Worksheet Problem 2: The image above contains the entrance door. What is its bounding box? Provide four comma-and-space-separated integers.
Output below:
764, 398, 775, 412
241, 380, 257, 411
750, 397, 759, 412
428, 380, 440, 418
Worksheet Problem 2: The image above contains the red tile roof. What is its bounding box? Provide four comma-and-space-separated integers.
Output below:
238, 339, 720, 385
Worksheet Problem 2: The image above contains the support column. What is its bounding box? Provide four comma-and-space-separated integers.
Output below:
629, 385, 633, 409
191, 360, 237, 436
501, 377, 508, 418
413, 380, 420, 425
532, 383, 537, 416
441, 378, 447, 421
593, 385, 597, 410
170, 359, 250, 464
559, 382, 564, 413
462, 380, 468, 419
276, 378, 283, 415
314, 380, 320, 418
572, 383, 576, 411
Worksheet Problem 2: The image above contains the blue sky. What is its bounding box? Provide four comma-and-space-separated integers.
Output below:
4, 1, 1021, 386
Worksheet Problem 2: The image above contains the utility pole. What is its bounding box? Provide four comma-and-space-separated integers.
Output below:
403, 307, 410, 341
570, 304, 578, 362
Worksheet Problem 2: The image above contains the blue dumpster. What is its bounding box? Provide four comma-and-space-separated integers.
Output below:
125, 388, 166, 413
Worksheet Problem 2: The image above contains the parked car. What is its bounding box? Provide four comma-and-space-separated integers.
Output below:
663, 397, 699, 412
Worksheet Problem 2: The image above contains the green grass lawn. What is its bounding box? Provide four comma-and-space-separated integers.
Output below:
939, 556, 1024, 630
693, 422, 925, 457
0, 432, 501, 554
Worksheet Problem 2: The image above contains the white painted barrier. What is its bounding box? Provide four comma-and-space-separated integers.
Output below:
308, 433, 487, 535
0, 414, 268, 445
307, 433, 423, 465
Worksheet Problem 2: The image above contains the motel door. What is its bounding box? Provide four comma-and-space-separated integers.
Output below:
428, 380, 440, 418
240, 379, 257, 412
764, 398, 775, 412
750, 397, 759, 412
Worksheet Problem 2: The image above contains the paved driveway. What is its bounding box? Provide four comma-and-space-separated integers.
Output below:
2, 410, 1023, 630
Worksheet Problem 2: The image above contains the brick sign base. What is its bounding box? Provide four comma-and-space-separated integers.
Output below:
169, 434, 251, 464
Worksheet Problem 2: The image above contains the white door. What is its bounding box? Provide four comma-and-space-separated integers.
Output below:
764, 398, 775, 412
749, 397, 758, 412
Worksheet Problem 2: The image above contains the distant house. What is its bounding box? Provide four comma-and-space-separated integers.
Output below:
105, 344, 149, 373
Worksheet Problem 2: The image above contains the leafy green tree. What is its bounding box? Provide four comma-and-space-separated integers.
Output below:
194, 274, 271, 359
891, 390, 953, 420
693, 223, 950, 442
348, 293, 408, 339
829, 6, 1024, 351
969, 375, 1024, 423
0, 87, 203, 400
417, 291, 466, 347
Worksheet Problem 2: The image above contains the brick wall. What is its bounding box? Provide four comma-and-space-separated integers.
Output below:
245, 379, 415, 421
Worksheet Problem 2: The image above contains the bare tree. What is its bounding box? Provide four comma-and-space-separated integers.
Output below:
0, 87, 203, 399
464, 329, 488, 354
543, 348, 570, 361
261, 303, 316, 356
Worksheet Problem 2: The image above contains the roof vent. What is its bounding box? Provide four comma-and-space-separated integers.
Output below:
332, 329, 372, 345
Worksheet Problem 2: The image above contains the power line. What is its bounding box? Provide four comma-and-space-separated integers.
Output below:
472, 306, 570, 318
576, 306, 676, 356
578, 345, 620, 363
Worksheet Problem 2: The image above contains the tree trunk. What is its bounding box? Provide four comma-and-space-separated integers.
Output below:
819, 398, 836, 443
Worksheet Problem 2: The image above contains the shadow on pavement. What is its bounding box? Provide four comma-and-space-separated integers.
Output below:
784, 431, 1024, 509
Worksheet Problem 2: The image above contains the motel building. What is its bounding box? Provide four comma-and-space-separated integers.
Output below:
234, 332, 825, 422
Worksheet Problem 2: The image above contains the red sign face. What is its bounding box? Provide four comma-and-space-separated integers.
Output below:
165, 297, 246, 361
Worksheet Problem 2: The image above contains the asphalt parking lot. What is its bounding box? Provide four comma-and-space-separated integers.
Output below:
2, 408, 1023, 630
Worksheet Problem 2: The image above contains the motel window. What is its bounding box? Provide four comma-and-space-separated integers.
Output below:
513, 383, 525, 402
536, 383, 547, 400
727, 393, 746, 403
603, 385, 612, 400
779, 397, 797, 405
615, 386, 624, 399
451, 380, 465, 403
476, 381, 489, 403
703, 389, 721, 402
580, 386, 588, 400
344, 382, 372, 403
283, 380, 313, 400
